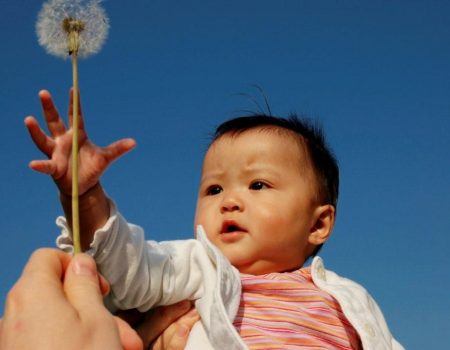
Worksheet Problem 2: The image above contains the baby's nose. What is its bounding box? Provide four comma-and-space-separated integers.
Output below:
220, 194, 244, 213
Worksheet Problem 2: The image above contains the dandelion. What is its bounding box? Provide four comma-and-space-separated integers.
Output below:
36, 0, 109, 59
36, 0, 109, 254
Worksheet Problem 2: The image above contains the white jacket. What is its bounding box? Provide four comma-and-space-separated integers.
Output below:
57, 204, 404, 350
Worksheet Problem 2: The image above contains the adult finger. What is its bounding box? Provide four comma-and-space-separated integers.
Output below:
63, 253, 105, 315
39, 90, 67, 137
149, 309, 199, 350
153, 325, 190, 350
5, 249, 71, 316
20, 248, 70, 284
135, 301, 193, 348
104, 138, 137, 163
24, 116, 55, 156
63, 257, 139, 350
0, 249, 73, 349
114, 316, 144, 350
136, 301, 191, 345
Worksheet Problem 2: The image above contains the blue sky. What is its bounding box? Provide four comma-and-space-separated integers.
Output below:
1, 1, 449, 348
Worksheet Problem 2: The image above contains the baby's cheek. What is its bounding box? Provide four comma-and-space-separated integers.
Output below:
260, 209, 289, 228
193, 205, 208, 228
196, 216, 216, 238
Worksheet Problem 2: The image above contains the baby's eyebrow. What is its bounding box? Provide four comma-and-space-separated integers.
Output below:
241, 165, 281, 177
199, 171, 224, 185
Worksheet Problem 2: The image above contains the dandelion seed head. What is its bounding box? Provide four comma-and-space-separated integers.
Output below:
36, 0, 109, 59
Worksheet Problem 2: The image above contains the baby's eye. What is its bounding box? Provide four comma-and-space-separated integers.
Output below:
207, 185, 223, 196
249, 181, 269, 190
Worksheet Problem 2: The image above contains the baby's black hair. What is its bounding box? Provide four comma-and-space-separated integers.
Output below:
212, 114, 339, 258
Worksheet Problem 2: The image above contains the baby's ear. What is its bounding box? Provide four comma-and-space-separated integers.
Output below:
308, 205, 335, 245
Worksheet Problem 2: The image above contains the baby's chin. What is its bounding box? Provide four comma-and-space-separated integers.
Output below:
231, 259, 274, 276
233, 258, 305, 275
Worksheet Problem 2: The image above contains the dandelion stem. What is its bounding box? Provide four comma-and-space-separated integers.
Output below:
63, 18, 84, 254
71, 47, 81, 255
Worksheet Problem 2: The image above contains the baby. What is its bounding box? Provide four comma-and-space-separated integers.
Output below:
27, 90, 404, 350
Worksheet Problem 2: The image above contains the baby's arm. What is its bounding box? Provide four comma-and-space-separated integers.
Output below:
25, 89, 135, 250
56, 207, 216, 313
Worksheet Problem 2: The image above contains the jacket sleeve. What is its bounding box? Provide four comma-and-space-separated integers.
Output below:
56, 200, 215, 312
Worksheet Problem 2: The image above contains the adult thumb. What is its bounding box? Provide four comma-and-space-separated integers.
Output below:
63, 253, 104, 312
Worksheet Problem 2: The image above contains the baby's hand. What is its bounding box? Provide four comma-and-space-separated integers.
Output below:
25, 90, 136, 196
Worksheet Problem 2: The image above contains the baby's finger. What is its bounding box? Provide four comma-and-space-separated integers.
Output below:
68, 88, 85, 131
29, 160, 57, 176
25, 116, 55, 156
104, 138, 136, 163
39, 90, 66, 137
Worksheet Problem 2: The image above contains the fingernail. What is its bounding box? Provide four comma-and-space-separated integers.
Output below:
186, 308, 199, 318
72, 254, 96, 277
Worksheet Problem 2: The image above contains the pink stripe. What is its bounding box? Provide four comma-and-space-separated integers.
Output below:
234, 268, 361, 349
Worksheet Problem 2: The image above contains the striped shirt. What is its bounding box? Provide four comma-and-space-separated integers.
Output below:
233, 267, 361, 349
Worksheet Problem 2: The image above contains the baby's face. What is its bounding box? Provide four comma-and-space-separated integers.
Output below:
194, 128, 320, 275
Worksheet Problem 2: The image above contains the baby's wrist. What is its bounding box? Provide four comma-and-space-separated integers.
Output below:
59, 183, 106, 211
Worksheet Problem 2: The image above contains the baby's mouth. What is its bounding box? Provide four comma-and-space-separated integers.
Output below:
221, 220, 246, 234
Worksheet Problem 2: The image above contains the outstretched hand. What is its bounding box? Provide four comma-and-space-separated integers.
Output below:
25, 89, 136, 196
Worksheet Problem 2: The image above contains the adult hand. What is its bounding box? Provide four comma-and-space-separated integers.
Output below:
116, 301, 200, 350
0, 249, 142, 350
139, 302, 199, 350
